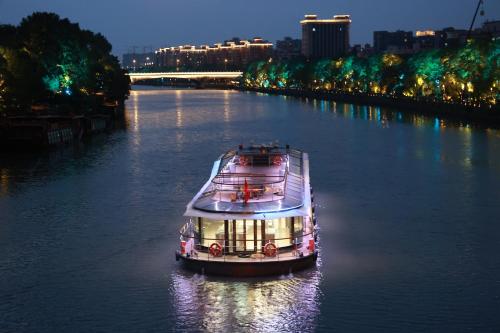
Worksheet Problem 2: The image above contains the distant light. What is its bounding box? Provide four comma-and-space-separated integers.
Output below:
416, 30, 435, 37
64, 87, 72, 96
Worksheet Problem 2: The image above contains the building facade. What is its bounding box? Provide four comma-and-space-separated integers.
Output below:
373, 22, 496, 55
122, 52, 155, 70
154, 37, 273, 71
373, 30, 414, 54
480, 20, 500, 39
300, 14, 351, 59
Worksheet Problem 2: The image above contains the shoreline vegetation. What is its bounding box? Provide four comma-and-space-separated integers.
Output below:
240, 39, 499, 125
0, 12, 130, 150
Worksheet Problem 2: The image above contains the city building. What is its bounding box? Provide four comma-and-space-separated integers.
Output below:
275, 37, 302, 60
373, 30, 413, 54
154, 37, 273, 71
122, 52, 155, 70
350, 43, 374, 58
431, 28, 468, 49
374, 20, 498, 55
414, 30, 437, 50
480, 20, 500, 39
300, 14, 351, 59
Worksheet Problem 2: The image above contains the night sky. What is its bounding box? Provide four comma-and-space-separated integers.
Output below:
1, 0, 498, 56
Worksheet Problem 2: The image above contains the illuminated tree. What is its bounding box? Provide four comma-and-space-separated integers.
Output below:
242, 39, 498, 108
0, 12, 130, 113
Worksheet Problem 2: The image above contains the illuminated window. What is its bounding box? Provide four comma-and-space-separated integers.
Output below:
201, 218, 225, 247
293, 216, 304, 244
265, 217, 292, 248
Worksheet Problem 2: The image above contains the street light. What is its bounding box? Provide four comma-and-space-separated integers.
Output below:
176, 59, 180, 71
224, 58, 228, 71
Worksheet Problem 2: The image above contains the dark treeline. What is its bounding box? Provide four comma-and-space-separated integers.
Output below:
0, 12, 130, 114
243, 39, 499, 110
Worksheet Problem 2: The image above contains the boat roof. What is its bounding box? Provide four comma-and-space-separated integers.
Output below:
184, 145, 312, 220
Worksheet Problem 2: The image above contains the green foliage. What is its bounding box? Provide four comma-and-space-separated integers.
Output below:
243, 40, 499, 107
0, 12, 130, 113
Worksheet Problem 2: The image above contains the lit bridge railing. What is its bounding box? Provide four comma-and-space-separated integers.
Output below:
127, 71, 243, 82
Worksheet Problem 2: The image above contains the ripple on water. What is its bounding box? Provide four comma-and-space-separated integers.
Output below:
170, 268, 322, 332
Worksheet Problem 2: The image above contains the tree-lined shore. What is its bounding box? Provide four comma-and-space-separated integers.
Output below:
0, 12, 130, 115
242, 39, 499, 114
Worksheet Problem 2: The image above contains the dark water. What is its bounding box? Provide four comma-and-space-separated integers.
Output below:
1, 87, 500, 332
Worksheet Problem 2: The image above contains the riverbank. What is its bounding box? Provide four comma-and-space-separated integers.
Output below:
0, 101, 125, 151
0, 13, 130, 151
237, 86, 500, 127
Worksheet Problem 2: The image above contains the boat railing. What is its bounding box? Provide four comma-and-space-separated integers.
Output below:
178, 227, 316, 262
211, 172, 286, 186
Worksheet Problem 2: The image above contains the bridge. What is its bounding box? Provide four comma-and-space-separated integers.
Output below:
127, 71, 243, 83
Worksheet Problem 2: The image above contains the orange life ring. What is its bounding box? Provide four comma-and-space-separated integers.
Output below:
264, 242, 277, 257
209, 242, 223, 257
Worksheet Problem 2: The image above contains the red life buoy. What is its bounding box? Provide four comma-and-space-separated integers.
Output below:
272, 155, 282, 166
264, 242, 277, 257
180, 240, 186, 255
209, 242, 223, 257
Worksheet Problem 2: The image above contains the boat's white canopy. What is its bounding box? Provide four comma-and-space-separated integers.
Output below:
183, 146, 312, 220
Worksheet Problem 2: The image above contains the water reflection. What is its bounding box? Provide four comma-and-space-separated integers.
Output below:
170, 269, 322, 332
176, 90, 183, 129
131, 90, 140, 133
298, 96, 494, 131
130, 90, 141, 154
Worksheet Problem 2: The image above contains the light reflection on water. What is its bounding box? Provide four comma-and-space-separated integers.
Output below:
170, 268, 322, 332
298, 94, 490, 131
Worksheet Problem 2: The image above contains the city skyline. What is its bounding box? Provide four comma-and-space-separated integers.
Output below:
1, 0, 499, 56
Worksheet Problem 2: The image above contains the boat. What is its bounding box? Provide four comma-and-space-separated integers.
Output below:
175, 144, 318, 276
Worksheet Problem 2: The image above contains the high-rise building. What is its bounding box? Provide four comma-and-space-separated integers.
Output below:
300, 14, 351, 59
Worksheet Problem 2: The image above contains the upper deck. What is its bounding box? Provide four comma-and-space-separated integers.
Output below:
184, 145, 310, 219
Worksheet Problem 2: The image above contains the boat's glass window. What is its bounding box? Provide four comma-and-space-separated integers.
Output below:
256, 220, 263, 251
201, 219, 225, 247
293, 216, 304, 244
193, 218, 200, 243
235, 219, 245, 251
246, 220, 256, 252
265, 217, 292, 248
227, 220, 234, 253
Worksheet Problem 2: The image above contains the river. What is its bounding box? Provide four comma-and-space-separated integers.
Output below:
1, 87, 500, 332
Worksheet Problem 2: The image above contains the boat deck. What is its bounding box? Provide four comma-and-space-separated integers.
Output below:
179, 233, 315, 263
191, 149, 305, 214
184, 249, 315, 262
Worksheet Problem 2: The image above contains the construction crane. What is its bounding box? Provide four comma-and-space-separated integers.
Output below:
467, 0, 485, 39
